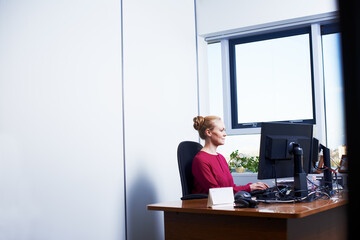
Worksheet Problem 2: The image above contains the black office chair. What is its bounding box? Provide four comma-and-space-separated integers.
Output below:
177, 141, 208, 200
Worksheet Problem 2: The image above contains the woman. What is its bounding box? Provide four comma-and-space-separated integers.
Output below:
192, 115, 269, 194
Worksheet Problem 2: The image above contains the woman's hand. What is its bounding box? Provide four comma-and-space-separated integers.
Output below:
250, 182, 269, 191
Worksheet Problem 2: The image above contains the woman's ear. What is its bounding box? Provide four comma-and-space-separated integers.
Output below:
205, 128, 212, 137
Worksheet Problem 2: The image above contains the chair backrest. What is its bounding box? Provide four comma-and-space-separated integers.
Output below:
177, 141, 203, 197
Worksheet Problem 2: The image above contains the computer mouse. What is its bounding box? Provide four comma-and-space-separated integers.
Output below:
234, 197, 258, 208
234, 198, 250, 208
234, 191, 251, 200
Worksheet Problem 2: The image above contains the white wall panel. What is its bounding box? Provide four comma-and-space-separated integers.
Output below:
0, 1, 125, 239
122, 0, 199, 239
196, 0, 338, 36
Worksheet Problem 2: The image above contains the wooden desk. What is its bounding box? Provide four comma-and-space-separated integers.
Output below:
147, 195, 347, 240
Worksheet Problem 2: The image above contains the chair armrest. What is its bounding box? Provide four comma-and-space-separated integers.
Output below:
181, 193, 208, 200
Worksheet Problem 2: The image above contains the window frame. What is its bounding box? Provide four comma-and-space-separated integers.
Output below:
228, 27, 316, 129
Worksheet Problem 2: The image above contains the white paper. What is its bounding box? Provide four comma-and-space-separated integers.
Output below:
207, 187, 234, 208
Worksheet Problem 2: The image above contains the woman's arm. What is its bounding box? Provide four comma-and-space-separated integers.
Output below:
233, 183, 252, 193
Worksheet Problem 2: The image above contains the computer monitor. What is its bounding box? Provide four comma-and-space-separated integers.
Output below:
311, 138, 333, 193
258, 122, 313, 198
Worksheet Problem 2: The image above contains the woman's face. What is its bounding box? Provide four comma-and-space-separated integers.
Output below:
207, 119, 227, 146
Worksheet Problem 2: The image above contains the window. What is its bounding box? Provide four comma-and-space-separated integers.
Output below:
321, 23, 346, 164
205, 16, 345, 162
228, 28, 315, 129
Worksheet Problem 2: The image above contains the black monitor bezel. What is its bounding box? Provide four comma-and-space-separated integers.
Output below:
258, 122, 313, 180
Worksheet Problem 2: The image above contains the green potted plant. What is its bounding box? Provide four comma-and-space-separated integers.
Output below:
229, 150, 259, 173
228, 158, 237, 172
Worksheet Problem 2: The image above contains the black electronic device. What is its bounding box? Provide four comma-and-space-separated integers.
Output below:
234, 191, 258, 208
311, 138, 333, 194
251, 186, 294, 202
258, 122, 313, 198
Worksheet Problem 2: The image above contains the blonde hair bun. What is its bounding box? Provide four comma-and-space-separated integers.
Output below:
193, 116, 205, 131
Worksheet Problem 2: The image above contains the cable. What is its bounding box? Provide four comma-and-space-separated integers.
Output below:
261, 160, 338, 204
257, 189, 331, 204
272, 161, 279, 192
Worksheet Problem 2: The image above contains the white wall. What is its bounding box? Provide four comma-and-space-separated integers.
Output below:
196, 0, 338, 36
0, 0, 199, 239
122, 0, 199, 239
0, 1, 125, 239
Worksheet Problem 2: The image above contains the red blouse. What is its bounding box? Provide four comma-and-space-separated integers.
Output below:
192, 151, 251, 194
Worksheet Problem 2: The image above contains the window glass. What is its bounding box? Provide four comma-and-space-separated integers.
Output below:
229, 28, 314, 128
321, 25, 346, 164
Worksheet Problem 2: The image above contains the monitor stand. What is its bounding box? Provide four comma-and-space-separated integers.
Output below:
289, 142, 308, 198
